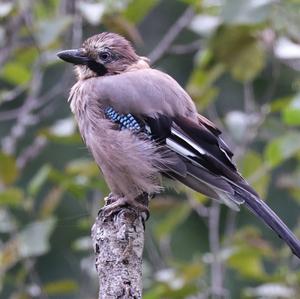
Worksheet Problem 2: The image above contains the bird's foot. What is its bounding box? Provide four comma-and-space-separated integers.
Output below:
100, 193, 149, 221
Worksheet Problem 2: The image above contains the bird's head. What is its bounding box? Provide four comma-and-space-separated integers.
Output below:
57, 32, 141, 80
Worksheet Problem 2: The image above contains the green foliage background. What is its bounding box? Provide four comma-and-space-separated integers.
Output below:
0, 0, 300, 298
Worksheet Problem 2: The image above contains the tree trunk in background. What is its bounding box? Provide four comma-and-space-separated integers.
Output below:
91, 194, 148, 299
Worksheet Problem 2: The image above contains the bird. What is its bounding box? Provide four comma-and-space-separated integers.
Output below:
57, 32, 300, 259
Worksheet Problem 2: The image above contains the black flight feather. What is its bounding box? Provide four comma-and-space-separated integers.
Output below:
105, 106, 300, 258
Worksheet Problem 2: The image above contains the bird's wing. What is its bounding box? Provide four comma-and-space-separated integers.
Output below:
85, 68, 198, 119
89, 68, 254, 209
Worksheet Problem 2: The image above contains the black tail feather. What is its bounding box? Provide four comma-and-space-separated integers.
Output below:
235, 188, 300, 259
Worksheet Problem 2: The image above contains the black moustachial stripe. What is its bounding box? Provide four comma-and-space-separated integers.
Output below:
87, 61, 108, 76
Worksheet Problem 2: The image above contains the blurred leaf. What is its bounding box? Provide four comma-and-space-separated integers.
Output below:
76, 216, 92, 230
265, 132, 300, 168
225, 110, 250, 142
28, 164, 51, 196
102, 14, 142, 44
221, 0, 274, 24
272, 2, 300, 41
77, 1, 105, 25
154, 202, 191, 240
66, 159, 98, 177
233, 227, 274, 255
39, 129, 82, 144
33, 0, 60, 19
123, 0, 159, 23
238, 150, 270, 198
228, 251, 266, 279
211, 26, 265, 81
15, 47, 39, 67
49, 117, 76, 137
231, 39, 265, 81
187, 64, 224, 109
244, 283, 296, 298
0, 209, 17, 233
282, 93, 300, 125
0, 188, 23, 207
0, 238, 19, 273
178, 261, 204, 282
275, 37, 300, 60
191, 190, 209, 204
39, 187, 63, 218
270, 96, 291, 113
1, 62, 31, 85
189, 14, 220, 36
49, 169, 87, 198
144, 282, 197, 299
43, 279, 78, 295
0, 2, 14, 18
72, 236, 92, 251
35, 16, 72, 48
228, 227, 272, 279
180, 0, 201, 4
0, 219, 55, 272
0, 26, 5, 47
149, 195, 179, 211
0, 152, 19, 185
155, 268, 184, 289
18, 0, 34, 10
18, 218, 56, 258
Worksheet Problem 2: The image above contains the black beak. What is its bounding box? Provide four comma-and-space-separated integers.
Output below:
57, 49, 90, 65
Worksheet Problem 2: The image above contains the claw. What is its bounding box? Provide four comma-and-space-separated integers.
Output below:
100, 195, 149, 221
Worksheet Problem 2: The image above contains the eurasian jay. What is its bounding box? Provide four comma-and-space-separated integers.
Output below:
57, 32, 300, 258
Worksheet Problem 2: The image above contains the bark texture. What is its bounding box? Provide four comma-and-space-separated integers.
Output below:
91, 194, 148, 299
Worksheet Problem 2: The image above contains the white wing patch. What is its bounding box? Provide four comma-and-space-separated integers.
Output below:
166, 139, 197, 158
170, 127, 206, 155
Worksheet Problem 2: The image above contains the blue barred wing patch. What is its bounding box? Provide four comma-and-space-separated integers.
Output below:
104, 107, 144, 133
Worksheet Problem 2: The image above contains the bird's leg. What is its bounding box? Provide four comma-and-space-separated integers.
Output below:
100, 193, 150, 220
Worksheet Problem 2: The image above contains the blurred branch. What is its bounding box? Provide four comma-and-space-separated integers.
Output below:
0, 85, 27, 106
72, 6, 83, 48
0, 7, 26, 66
262, 56, 281, 104
16, 136, 47, 169
91, 194, 148, 299
188, 195, 209, 218
168, 39, 202, 55
145, 228, 166, 271
0, 77, 68, 122
208, 201, 226, 299
223, 209, 237, 246
1, 58, 43, 154
148, 6, 195, 64
243, 81, 256, 113
229, 80, 269, 162
21, 6, 42, 55
23, 258, 49, 299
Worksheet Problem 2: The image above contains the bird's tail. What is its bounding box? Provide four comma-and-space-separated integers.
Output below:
234, 186, 300, 259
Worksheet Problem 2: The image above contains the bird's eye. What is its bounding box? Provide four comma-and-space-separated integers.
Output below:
99, 51, 110, 61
